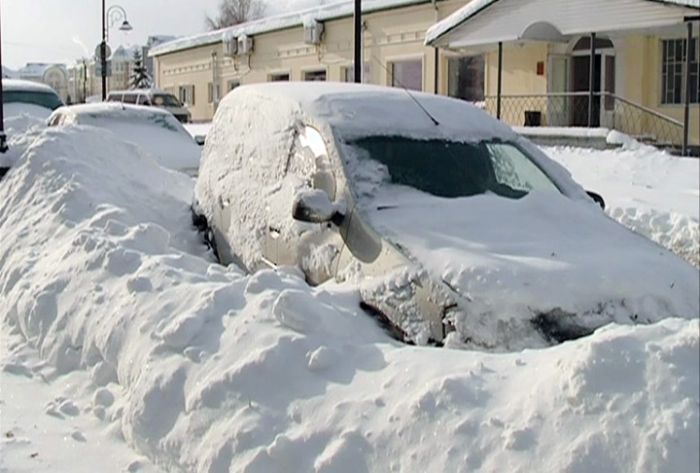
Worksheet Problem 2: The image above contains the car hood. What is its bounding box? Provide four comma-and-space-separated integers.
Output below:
363, 188, 699, 347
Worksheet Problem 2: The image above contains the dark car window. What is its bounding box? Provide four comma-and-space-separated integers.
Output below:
4, 90, 64, 110
152, 94, 182, 107
346, 136, 559, 199
122, 94, 138, 104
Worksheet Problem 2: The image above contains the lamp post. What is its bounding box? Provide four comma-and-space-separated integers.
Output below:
353, 0, 361, 83
101, 2, 132, 101
0, 0, 7, 154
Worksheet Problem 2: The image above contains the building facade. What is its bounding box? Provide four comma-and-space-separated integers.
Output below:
150, 0, 698, 149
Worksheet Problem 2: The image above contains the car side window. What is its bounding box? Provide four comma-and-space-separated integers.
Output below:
136, 94, 150, 105
288, 126, 336, 199
123, 94, 138, 104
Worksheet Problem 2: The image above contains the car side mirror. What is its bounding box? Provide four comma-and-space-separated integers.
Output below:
292, 189, 344, 224
586, 191, 605, 210
194, 135, 206, 146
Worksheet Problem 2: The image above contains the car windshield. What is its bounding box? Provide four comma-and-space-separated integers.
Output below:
4, 90, 63, 110
345, 136, 560, 200
152, 94, 182, 107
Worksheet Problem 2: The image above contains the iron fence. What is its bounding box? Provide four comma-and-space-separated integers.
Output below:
481, 92, 688, 149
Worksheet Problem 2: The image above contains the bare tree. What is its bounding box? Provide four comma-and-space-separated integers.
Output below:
206, 0, 266, 30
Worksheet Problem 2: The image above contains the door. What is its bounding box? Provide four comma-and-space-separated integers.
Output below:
268, 125, 345, 285
547, 54, 569, 126
571, 55, 601, 127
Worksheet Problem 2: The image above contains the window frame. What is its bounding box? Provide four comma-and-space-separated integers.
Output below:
660, 37, 699, 106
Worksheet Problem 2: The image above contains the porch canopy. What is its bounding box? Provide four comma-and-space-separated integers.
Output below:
426, 0, 698, 50
425, 0, 699, 151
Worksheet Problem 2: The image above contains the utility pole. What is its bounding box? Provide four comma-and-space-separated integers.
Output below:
354, 0, 361, 83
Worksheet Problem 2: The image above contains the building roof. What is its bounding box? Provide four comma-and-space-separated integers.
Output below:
150, 0, 437, 57
18, 63, 66, 79
425, 0, 698, 46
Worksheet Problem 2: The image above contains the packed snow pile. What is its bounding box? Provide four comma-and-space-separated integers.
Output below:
545, 144, 700, 267
1, 127, 699, 472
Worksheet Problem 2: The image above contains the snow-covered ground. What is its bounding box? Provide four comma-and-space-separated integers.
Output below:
1, 126, 698, 472
544, 142, 699, 266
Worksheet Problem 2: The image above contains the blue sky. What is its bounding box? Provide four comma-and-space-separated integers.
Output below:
2, 0, 325, 69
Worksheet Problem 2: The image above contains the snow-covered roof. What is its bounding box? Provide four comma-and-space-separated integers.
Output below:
2, 79, 58, 93
54, 102, 175, 119
425, 0, 699, 46
111, 45, 142, 60
107, 88, 172, 95
2, 66, 17, 79
150, 0, 437, 57
223, 81, 520, 144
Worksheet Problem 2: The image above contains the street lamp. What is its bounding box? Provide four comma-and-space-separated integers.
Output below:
0, 0, 7, 154
100, 2, 132, 101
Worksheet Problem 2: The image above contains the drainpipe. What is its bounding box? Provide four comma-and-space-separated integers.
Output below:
588, 32, 596, 127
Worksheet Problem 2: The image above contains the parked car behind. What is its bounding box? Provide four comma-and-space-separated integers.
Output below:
107, 89, 191, 123
2, 79, 64, 120
192, 82, 699, 351
1, 79, 64, 179
48, 103, 200, 175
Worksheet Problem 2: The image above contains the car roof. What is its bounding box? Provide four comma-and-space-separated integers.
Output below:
2, 78, 59, 94
108, 88, 172, 95
53, 102, 176, 119
222, 82, 517, 143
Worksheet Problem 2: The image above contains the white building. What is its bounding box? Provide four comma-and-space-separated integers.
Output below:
17, 63, 69, 102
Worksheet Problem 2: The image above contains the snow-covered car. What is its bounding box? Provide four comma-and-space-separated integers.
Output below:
192, 82, 699, 350
1, 79, 64, 178
47, 103, 201, 175
2, 79, 64, 121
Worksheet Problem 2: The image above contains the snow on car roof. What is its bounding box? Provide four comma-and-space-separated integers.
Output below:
224, 81, 519, 143
2, 79, 58, 94
425, 0, 699, 46
150, 0, 437, 57
55, 102, 176, 119
107, 88, 174, 95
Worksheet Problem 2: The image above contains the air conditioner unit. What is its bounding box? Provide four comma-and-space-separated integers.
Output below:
303, 19, 324, 45
223, 36, 237, 57
237, 35, 253, 55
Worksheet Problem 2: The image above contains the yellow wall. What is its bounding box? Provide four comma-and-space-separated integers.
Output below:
155, 0, 467, 121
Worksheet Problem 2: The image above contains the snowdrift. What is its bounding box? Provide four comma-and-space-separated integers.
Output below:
1, 127, 698, 472
545, 145, 700, 267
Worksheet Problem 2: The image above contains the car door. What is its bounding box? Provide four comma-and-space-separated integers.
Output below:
267, 125, 346, 285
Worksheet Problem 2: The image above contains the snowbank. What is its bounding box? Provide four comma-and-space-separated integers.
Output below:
1, 127, 699, 472
544, 145, 700, 266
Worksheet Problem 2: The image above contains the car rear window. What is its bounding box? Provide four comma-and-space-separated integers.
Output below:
4, 90, 63, 110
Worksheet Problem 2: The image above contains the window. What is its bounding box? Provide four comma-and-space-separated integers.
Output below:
448, 55, 485, 102
208, 82, 214, 103
178, 85, 195, 106
390, 59, 422, 91
661, 38, 699, 105
342, 63, 371, 83
269, 73, 290, 82
137, 94, 151, 105
303, 69, 327, 81
122, 94, 138, 104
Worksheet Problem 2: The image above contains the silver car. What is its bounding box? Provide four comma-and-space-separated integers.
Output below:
192, 83, 698, 350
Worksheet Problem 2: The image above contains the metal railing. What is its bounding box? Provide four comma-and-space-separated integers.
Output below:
481, 92, 688, 149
